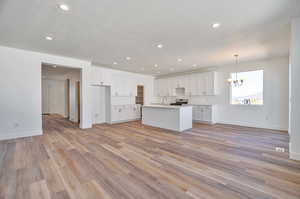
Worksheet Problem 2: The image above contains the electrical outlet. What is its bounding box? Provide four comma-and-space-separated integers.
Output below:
275, 147, 285, 152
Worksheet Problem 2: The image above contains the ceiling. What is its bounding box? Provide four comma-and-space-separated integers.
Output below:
1, 0, 300, 76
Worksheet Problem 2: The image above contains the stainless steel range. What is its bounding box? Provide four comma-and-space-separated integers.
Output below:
170, 99, 188, 106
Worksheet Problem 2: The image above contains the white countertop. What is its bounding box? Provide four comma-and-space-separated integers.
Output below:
188, 104, 215, 106
143, 104, 193, 109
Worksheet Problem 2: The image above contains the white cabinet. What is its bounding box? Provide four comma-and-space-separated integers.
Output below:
190, 74, 198, 96
90, 67, 112, 86
183, 75, 191, 96
154, 71, 217, 97
99, 68, 112, 86
111, 104, 141, 123
203, 72, 216, 95
192, 105, 216, 124
154, 80, 160, 97
112, 74, 136, 96
167, 78, 176, 96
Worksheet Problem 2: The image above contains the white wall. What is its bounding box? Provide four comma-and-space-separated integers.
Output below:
289, 17, 300, 160
0, 45, 92, 140
155, 57, 289, 131
42, 79, 68, 116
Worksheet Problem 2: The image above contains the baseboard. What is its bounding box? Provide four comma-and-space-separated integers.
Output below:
216, 120, 288, 131
290, 151, 300, 161
111, 118, 141, 124
0, 129, 43, 141
193, 120, 216, 125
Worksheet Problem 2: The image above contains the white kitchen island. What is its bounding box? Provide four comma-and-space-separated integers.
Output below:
142, 105, 193, 132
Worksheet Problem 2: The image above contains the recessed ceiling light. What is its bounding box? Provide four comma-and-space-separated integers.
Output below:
58, 4, 70, 11
126, 57, 131, 60
45, 36, 53, 41
113, 62, 118, 65
192, 64, 197, 67
212, 23, 221, 29
157, 44, 163, 49
53, 65, 57, 68
177, 58, 183, 62
154, 64, 158, 67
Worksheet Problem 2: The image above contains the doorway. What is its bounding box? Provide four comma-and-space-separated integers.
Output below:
41, 64, 81, 126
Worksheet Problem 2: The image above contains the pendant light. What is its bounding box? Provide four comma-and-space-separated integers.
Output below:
227, 54, 244, 87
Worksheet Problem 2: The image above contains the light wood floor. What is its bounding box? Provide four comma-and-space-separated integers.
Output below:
1, 115, 300, 199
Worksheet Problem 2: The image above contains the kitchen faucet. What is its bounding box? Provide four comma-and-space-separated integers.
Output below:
161, 96, 168, 105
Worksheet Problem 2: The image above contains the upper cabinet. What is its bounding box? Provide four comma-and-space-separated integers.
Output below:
89, 67, 112, 86
154, 71, 217, 97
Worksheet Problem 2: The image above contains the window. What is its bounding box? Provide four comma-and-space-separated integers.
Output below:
230, 70, 263, 105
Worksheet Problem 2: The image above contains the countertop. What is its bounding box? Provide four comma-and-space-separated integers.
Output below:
143, 104, 193, 109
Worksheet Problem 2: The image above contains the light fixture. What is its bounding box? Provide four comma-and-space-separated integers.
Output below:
113, 62, 118, 65
227, 54, 244, 87
126, 57, 131, 60
177, 58, 183, 62
58, 4, 70, 11
192, 64, 197, 67
53, 65, 57, 68
45, 36, 53, 41
154, 64, 158, 67
157, 44, 163, 49
212, 23, 221, 29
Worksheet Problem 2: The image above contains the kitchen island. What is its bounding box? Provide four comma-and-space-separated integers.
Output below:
142, 105, 193, 132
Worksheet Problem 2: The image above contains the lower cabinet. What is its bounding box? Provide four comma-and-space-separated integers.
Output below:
111, 104, 141, 123
192, 105, 216, 124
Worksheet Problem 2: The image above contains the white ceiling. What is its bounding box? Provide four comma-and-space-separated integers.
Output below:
1, 0, 300, 75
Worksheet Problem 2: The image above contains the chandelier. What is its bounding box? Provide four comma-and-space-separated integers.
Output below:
227, 54, 244, 87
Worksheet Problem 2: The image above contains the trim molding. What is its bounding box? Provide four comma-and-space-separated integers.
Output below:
111, 118, 141, 124
0, 129, 43, 141
216, 120, 288, 131
290, 151, 300, 161
290, 143, 300, 161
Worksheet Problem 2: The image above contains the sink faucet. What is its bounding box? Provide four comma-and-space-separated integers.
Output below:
161, 96, 168, 105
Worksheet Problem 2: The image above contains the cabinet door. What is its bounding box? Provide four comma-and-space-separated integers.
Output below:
202, 106, 211, 122
192, 106, 197, 119
190, 74, 198, 96
204, 72, 215, 95
89, 67, 99, 85
101, 68, 112, 86
183, 75, 191, 96
154, 79, 160, 97
193, 106, 202, 121
158, 79, 164, 96
169, 78, 176, 96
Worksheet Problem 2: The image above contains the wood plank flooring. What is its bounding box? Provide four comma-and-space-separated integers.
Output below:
1, 114, 300, 199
